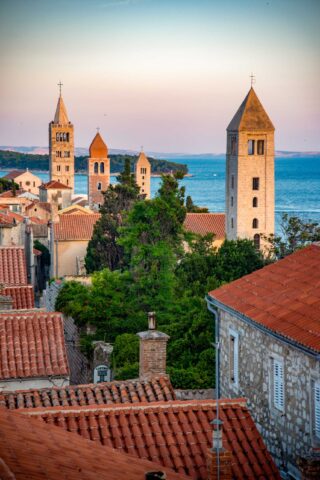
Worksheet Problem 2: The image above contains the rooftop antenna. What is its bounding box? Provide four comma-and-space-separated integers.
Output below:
250, 73, 256, 87
58, 81, 63, 96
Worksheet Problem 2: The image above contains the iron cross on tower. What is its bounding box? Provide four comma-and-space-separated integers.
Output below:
58, 81, 63, 95
250, 73, 256, 87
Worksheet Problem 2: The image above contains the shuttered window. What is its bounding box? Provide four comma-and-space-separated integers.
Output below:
273, 359, 284, 411
315, 382, 320, 439
229, 331, 239, 387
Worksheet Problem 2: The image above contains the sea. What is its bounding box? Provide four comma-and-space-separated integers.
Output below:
1, 156, 320, 234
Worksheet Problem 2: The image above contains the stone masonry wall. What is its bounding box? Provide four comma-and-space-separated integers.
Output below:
219, 309, 320, 474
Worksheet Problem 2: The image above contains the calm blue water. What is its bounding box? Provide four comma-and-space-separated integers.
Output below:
2, 157, 319, 233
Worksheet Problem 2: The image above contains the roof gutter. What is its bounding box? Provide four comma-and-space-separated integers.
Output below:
206, 294, 320, 360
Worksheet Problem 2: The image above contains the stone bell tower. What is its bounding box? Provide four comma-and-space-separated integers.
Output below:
88, 131, 110, 210
135, 151, 151, 199
49, 83, 75, 192
225, 87, 275, 251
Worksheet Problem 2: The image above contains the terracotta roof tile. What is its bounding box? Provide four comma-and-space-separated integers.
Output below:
0, 246, 28, 285
0, 189, 25, 198
20, 399, 280, 479
0, 375, 175, 410
0, 408, 185, 480
54, 213, 100, 240
40, 180, 71, 190
0, 311, 69, 380
184, 213, 225, 239
2, 286, 34, 309
26, 201, 52, 213
209, 244, 320, 353
2, 169, 26, 180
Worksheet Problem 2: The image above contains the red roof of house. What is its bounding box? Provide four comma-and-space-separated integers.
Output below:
0, 311, 69, 380
184, 213, 225, 239
0, 408, 185, 480
0, 375, 175, 410
21, 399, 279, 479
0, 212, 13, 226
29, 216, 48, 224
40, 180, 71, 190
2, 170, 26, 180
0, 246, 28, 285
209, 244, 320, 353
0, 189, 25, 198
26, 201, 52, 213
54, 213, 100, 240
2, 286, 34, 310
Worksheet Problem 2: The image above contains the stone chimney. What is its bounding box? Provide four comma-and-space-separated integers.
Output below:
0, 294, 13, 311
137, 312, 169, 380
207, 419, 233, 480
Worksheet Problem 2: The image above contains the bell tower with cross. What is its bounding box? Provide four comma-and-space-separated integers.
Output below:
88, 128, 110, 210
49, 82, 75, 192
225, 76, 275, 252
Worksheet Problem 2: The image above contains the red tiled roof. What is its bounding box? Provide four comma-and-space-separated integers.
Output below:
0, 212, 13, 226
0, 189, 25, 198
22, 399, 280, 479
209, 244, 320, 353
29, 216, 47, 224
0, 408, 185, 480
0, 375, 175, 410
26, 201, 52, 213
184, 213, 225, 239
0, 311, 69, 380
40, 180, 71, 190
2, 286, 34, 310
2, 170, 26, 180
0, 246, 28, 285
54, 213, 100, 240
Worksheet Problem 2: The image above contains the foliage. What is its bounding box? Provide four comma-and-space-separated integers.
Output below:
0, 177, 19, 193
112, 334, 139, 379
263, 213, 320, 258
186, 195, 209, 213
34, 240, 50, 266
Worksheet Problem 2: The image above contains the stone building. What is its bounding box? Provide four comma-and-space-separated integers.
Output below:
184, 212, 226, 249
225, 87, 275, 251
49, 91, 75, 192
87, 132, 110, 210
207, 244, 320, 478
39, 180, 72, 210
135, 151, 151, 199
2, 169, 42, 196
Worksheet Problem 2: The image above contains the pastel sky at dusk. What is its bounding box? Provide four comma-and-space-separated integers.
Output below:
0, 0, 319, 153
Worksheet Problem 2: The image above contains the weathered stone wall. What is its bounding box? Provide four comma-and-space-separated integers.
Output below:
88, 156, 110, 210
44, 280, 63, 312
219, 308, 320, 474
174, 388, 215, 400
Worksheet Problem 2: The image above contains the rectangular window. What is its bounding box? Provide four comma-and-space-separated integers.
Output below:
56, 151, 62, 157
231, 175, 234, 189
57, 165, 61, 172
231, 196, 234, 207
140, 167, 147, 175
252, 177, 260, 190
64, 151, 70, 158
231, 135, 237, 155
65, 166, 69, 172
229, 331, 239, 387
314, 382, 320, 439
257, 140, 265, 155
272, 359, 285, 411
248, 139, 255, 155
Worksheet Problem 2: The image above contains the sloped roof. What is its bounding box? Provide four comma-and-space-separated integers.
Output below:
89, 132, 108, 158
2, 170, 25, 180
54, 213, 100, 240
209, 244, 320, 353
40, 180, 71, 190
0, 408, 185, 480
2, 285, 34, 310
53, 95, 69, 124
227, 87, 275, 132
0, 189, 25, 198
0, 246, 28, 285
26, 201, 52, 213
0, 311, 69, 380
0, 212, 14, 226
21, 399, 280, 479
0, 375, 175, 410
136, 151, 150, 166
184, 213, 225, 239
58, 204, 92, 215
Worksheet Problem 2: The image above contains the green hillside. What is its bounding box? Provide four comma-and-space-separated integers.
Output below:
0, 150, 188, 175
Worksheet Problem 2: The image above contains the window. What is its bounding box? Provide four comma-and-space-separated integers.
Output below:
100, 162, 105, 174
272, 358, 285, 411
19, 181, 22, 187
142, 188, 144, 192
231, 196, 234, 207
66, 179, 69, 185
257, 140, 264, 155
26, 181, 30, 186
231, 175, 235, 189
231, 217, 234, 229
248, 140, 255, 155
142, 176, 145, 180
252, 177, 259, 190
94, 162, 99, 174
33, 181, 35, 187
97, 182, 102, 191
231, 135, 237, 155
254, 234, 260, 250
229, 330, 239, 387
142, 182, 144, 186
253, 197, 258, 207
252, 218, 259, 229
56, 151, 62, 157
65, 166, 69, 172
64, 151, 70, 158
140, 167, 147, 174
314, 381, 320, 439
57, 165, 61, 172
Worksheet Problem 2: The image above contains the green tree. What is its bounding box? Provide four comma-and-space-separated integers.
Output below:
186, 195, 209, 213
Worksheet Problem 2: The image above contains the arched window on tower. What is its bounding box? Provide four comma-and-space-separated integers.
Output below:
97, 182, 102, 191
94, 162, 99, 174
254, 234, 260, 250
252, 218, 259, 229
100, 162, 105, 173
253, 197, 258, 208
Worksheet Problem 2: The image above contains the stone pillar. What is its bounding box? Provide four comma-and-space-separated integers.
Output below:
137, 312, 169, 380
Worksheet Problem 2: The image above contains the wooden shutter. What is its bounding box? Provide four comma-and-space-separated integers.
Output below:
273, 359, 284, 411
315, 382, 320, 438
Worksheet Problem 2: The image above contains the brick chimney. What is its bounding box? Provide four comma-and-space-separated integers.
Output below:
137, 312, 169, 380
207, 419, 233, 480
